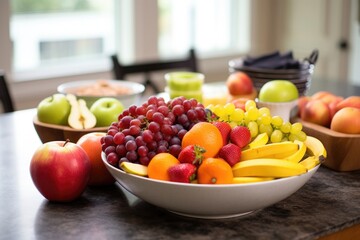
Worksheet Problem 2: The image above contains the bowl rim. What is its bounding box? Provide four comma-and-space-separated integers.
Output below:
229, 58, 314, 74
101, 152, 319, 189
33, 115, 108, 132
57, 79, 145, 98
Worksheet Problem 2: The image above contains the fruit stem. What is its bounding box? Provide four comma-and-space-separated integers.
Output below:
63, 139, 71, 147
211, 177, 217, 184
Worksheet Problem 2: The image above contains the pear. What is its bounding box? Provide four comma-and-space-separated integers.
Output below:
66, 94, 97, 129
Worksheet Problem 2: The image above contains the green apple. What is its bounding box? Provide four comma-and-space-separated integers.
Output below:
37, 94, 71, 125
90, 97, 124, 127
258, 80, 299, 102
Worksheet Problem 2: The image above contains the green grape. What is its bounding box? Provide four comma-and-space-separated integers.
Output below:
281, 136, 289, 142
224, 103, 235, 115
213, 104, 225, 117
258, 107, 271, 116
288, 133, 299, 142
218, 115, 230, 122
247, 121, 259, 138
290, 122, 303, 134
296, 131, 307, 141
280, 122, 292, 133
271, 116, 283, 128
245, 100, 256, 111
259, 123, 273, 137
246, 107, 259, 121
259, 114, 271, 125
270, 129, 283, 143
231, 108, 245, 122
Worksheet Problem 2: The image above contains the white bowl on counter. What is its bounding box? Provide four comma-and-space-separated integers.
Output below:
57, 79, 145, 108
102, 153, 319, 219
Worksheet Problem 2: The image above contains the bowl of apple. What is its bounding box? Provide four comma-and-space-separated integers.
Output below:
33, 93, 126, 143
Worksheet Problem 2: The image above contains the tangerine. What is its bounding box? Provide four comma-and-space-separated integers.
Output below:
147, 153, 180, 181
182, 122, 223, 158
197, 157, 233, 184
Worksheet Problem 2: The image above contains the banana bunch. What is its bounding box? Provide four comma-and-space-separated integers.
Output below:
232, 136, 326, 180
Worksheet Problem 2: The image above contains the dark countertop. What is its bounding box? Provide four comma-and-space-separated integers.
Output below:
1, 80, 359, 240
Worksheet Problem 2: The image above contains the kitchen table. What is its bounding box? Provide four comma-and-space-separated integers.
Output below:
1, 80, 360, 240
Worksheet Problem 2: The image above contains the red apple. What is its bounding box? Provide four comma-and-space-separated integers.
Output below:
301, 99, 331, 127
226, 72, 254, 96
330, 107, 360, 134
30, 140, 91, 202
77, 132, 115, 186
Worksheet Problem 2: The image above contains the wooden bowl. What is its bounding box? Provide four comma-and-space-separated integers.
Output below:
33, 116, 108, 143
295, 118, 360, 171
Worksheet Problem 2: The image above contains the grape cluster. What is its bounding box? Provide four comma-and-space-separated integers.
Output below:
208, 100, 307, 143
101, 96, 208, 168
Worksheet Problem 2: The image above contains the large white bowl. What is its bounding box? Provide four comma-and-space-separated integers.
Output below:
57, 80, 145, 108
102, 153, 319, 219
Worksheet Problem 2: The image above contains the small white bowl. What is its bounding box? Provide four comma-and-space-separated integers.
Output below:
102, 153, 319, 219
256, 99, 298, 122
58, 80, 145, 108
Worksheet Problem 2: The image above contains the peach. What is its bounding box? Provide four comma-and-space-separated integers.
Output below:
231, 97, 250, 111
312, 91, 343, 105
336, 96, 360, 111
226, 72, 254, 95
77, 132, 115, 186
330, 107, 360, 134
297, 96, 311, 117
228, 87, 257, 102
301, 99, 331, 127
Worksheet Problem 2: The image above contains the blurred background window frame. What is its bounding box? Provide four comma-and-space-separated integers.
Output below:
0, 0, 250, 82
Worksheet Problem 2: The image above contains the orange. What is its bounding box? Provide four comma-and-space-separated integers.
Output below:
182, 122, 223, 158
197, 157, 233, 184
77, 132, 115, 186
147, 153, 180, 181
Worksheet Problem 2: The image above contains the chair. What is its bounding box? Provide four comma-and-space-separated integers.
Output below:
0, 71, 15, 113
111, 49, 198, 94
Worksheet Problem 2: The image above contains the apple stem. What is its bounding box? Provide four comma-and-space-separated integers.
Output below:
63, 139, 71, 147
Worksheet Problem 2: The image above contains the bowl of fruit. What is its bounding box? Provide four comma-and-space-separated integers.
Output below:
295, 91, 360, 171
57, 79, 145, 108
100, 96, 325, 219
33, 93, 125, 143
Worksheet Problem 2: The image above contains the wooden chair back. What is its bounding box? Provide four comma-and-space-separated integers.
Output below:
0, 71, 15, 113
111, 49, 198, 94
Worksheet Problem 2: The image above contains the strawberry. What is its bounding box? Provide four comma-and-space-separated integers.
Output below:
178, 144, 205, 166
230, 126, 251, 148
168, 163, 197, 183
218, 143, 241, 167
212, 121, 231, 146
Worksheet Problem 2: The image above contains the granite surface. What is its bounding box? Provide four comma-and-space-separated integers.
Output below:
24, 167, 360, 240
1, 108, 360, 240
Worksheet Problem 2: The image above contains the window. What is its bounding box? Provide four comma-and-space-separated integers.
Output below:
10, 0, 115, 79
4, 0, 250, 81
158, 0, 250, 58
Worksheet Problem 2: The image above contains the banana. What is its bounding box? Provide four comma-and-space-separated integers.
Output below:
247, 132, 269, 149
120, 162, 148, 177
304, 136, 327, 158
299, 156, 320, 170
232, 158, 307, 178
283, 140, 307, 163
241, 141, 298, 161
233, 176, 274, 184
